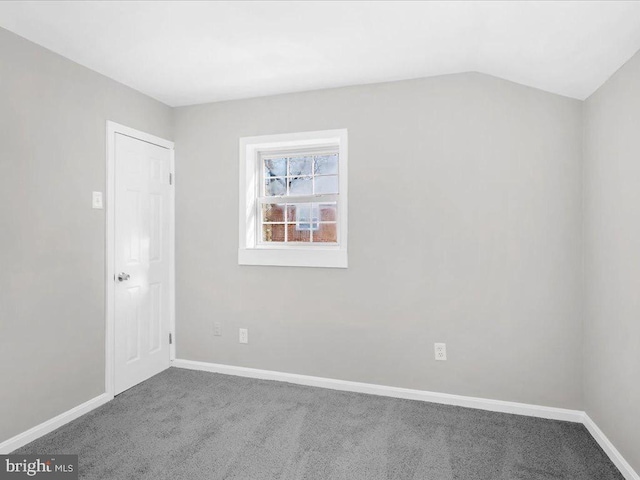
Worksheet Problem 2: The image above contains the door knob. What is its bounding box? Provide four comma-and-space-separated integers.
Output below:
117, 272, 131, 282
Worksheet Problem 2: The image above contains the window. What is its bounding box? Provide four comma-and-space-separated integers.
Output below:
261, 152, 338, 244
239, 129, 348, 268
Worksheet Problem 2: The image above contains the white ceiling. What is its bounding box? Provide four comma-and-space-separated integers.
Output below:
1, 1, 640, 107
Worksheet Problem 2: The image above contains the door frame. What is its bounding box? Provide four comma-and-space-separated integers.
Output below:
105, 121, 175, 398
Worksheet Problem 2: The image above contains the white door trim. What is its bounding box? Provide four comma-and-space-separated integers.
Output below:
106, 121, 175, 398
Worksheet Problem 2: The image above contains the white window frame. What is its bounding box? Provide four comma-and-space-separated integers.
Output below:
239, 129, 348, 268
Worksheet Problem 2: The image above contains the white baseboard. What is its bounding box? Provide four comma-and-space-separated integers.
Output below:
175, 359, 640, 478
583, 414, 640, 480
172, 359, 583, 423
0, 393, 112, 454
3, 363, 636, 480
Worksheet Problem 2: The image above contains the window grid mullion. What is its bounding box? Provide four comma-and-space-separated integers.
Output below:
284, 202, 288, 243
258, 159, 263, 245
258, 194, 338, 204
286, 156, 290, 197
286, 158, 291, 243
312, 155, 316, 196
310, 202, 314, 244
310, 155, 315, 244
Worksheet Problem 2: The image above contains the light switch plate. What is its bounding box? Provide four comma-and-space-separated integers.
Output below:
92, 191, 103, 209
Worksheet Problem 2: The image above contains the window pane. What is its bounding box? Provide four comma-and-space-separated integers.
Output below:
264, 158, 287, 177
262, 203, 285, 223
318, 203, 337, 221
289, 176, 313, 195
288, 203, 319, 231
314, 154, 338, 175
312, 223, 337, 243
285, 204, 300, 223
294, 204, 312, 222
265, 178, 286, 196
293, 203, 321, 221
314, 175, 339, 194
289, 156, 313, 176
287, 224, 311, 242
262, 223, 285, 242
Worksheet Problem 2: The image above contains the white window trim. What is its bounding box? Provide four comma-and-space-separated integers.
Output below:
238, 129, 348, 268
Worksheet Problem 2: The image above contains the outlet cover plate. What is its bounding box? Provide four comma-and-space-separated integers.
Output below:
239, 328, 248, 344
435, 343, 447, 361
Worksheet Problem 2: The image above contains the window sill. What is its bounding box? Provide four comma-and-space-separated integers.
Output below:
238, 248, 348, 268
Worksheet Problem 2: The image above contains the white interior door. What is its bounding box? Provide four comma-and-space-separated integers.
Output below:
114, 132, 171, 395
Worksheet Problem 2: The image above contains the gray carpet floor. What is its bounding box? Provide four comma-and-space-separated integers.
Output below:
15, 368, 623, 480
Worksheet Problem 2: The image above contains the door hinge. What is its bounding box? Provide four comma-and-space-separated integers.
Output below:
169, 333, 173, 345
169, 173, 173, 185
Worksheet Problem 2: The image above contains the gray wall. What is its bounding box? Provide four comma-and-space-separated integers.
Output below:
583, 49, 640, 474
174, 73, 584, 409
12, 21, 638, 461
0, 27, 172, 442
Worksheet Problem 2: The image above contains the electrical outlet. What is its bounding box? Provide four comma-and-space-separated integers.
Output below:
434, 343, 447, 361
213, 322, 221, 336
239, 328, 248, 344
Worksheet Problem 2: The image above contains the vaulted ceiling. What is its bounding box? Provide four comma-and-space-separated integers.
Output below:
1, 1, 640, 106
